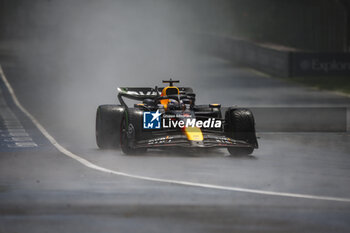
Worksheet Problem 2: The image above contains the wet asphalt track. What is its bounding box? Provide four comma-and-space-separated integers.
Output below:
1, 51, 350, 233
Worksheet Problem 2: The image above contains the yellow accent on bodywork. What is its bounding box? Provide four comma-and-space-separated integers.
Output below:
160, 86, 180, 111
161, 86, 179, 96
184, 127, 203, 141
160, 99, 169, 110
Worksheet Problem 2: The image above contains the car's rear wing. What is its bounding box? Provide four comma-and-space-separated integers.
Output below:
117, 87, 159, 98
117, 86, 194, 107
117, 87, 193, 96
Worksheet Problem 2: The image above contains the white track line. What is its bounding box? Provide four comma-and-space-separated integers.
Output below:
1, 65, 350, 203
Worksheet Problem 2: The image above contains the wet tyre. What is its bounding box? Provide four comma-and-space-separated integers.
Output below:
96, 105, 124, 149
120, 109, 147, 155
224, 108, 258, 156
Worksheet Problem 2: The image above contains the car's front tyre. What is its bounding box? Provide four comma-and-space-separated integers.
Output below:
224, 108, 258, 156
120, 111, 147, 155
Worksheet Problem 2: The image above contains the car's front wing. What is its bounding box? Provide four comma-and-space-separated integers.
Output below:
135, 133, 254, 149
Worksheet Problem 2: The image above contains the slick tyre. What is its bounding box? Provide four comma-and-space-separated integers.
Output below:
225, 108, 257, 156
96, 105, 124, 149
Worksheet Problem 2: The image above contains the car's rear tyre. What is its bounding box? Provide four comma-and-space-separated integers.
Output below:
120, 110, 147, 155
225, 108, 257, 156
96, 105, 124, 149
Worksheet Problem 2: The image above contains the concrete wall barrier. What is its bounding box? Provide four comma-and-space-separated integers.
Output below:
202, 34, 350, 77
250, 107, 347, 132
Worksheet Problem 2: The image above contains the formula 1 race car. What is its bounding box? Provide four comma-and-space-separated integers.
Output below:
96, 79, 258, 156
